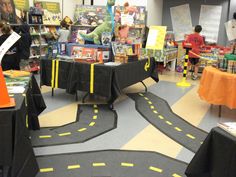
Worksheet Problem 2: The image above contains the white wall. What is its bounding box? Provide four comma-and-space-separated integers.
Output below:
146, 0, 163, 26
94, 0, 147, 6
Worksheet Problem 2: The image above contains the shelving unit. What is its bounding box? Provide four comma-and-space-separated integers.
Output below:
10, 23, 60, 72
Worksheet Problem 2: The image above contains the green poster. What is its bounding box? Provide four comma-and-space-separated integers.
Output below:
13, 0, 29, 11
42, 2, 60, 13
35, 1, 61, 13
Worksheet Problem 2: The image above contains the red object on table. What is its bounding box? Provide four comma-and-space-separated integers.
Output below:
0, 66, 15, 108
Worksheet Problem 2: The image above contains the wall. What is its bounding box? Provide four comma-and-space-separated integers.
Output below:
146, 0, 163, 26
162, 0, 229, 45
94, 0, 147, 6
229, 0, 236, 20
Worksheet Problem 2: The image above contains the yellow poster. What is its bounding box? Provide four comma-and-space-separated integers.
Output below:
146, 26, 167, 50
14, 0, 29, 10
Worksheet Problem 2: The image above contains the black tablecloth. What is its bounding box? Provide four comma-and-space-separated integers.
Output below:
40, 58, 159, 103
185, 127, 236, 177
0, 75, 46, 177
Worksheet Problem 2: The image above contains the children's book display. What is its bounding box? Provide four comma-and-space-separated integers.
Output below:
111, 42, 140, 63
34, 1, 61, 25
114, 5, 146, 44
4, 72, 30, 94
74, 5, 107, 26
72, 5, 108, 43
69, 44, 111, 63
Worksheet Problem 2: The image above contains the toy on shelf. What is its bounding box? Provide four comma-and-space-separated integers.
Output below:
78, 0, 116, 45
115, 2, 146, 44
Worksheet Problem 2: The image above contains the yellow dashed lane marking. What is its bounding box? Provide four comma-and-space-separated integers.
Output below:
40, 168, 54, 173
78, 128, 87, 132
148, 101, 152, 105
89, 122, 96, 127
153, 110, 158, 114
59, 132, 71, 137
139, 93, 144, 96
186, 134, 196, 139
93, 104, 98, 108
121, 163, 134, 167
94, 109, 98, 114
166, 121, 173, 125
158, 115, 164, 119
149, 166, 163, 173
93, 163, 106, 167
68, 165, 81, 170
173, 173, 182, 177
150, 106, 155, 109
39, 135, 52, 139
175, 127, 182, 132
93, 115, 98, 120
144, 97, 149, 100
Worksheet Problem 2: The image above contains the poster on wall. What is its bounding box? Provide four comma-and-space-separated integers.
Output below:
170, 4, 192, 41
199, 5, 222, 43
74, 5, 107, 26
14, 0, 29, 22
0, 0, 17, 23
225, 20, 236, 41
34, 1, 61, 25
146, 26, 167, 50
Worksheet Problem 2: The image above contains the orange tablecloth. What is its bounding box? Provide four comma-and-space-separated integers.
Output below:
198, 66, 236, 109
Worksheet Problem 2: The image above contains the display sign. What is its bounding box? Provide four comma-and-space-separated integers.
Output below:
42, 2, 60, 13
121, 14, 134, 26
34, 1, 61, 25
13, 0, 29, 10
146, 26, 167, 50
199, 5, 222, 43
225, 19, 236, 41
170, 4, 192, 41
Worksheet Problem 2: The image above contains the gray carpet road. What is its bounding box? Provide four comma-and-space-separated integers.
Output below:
31, 104, 117, 147
36, 150, 188, 177
128, 92, 208, 153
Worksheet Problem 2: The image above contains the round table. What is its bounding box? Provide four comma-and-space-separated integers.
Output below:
198, 67, 236, 115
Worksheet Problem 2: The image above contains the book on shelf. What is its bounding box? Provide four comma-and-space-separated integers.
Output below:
218, 122, 236, 136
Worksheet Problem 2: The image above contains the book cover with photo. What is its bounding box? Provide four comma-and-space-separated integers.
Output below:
101, 32, 112, 46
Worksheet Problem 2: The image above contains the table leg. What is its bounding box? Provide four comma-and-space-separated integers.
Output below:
82, 92, 89, 103
219, 105, 222, 117
75, 91, 78, 101
51, 88, 54, 97
140, 81, 147, 92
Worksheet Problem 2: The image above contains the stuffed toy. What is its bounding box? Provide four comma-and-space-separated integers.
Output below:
79, 0, 116, 44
